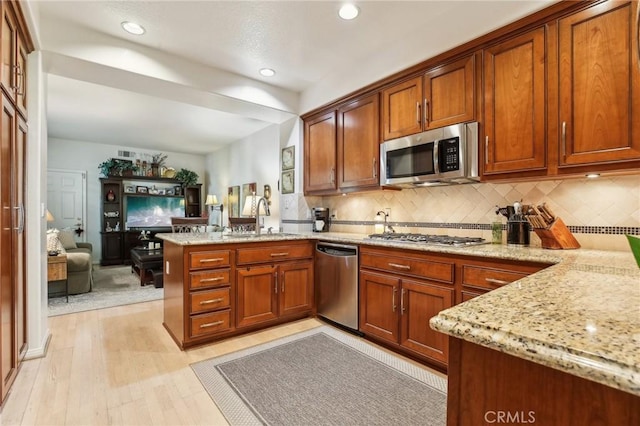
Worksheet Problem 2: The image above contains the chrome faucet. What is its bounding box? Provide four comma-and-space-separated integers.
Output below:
255, 197, 271, 235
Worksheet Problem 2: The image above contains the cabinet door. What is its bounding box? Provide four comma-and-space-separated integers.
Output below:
278, 260, 313, 317
558, 1, 640, 166
15, 30, 26, 118
337, 94, 380, 190
100, 233, 123, 265
184, 185, 202, 217
304, 111, 337, 193
0, 4, 17, 105
399, 279, 453, 364
236, 265, 278, 328
0, 93, 17, 402
14, 115, 26, 360
483, 27, 547, 175
359, 270, 399, 344
424, 55, 475, 129
381, 76, 423, 140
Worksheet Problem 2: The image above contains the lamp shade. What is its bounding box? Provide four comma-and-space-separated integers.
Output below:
241, 195, 267, 217
46, 210, 55, 222
205, 194, 218, 205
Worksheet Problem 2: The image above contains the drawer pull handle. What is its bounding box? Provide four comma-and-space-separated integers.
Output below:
388, 262, 410, 270
199, 277, 224, 283
485, 278, 509, 285
199, 258, 224, 263
199, 298, 224, 305
199, 320, 224, 328
270, 252, 289, 257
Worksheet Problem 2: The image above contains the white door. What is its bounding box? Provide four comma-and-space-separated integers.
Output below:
47, 169, 87, 242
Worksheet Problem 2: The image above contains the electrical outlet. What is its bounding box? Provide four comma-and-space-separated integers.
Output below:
385, 208, 391, 217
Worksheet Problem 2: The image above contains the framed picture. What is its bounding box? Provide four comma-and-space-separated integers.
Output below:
157, 189, 166, 195
124, 185, 135, 193
227, 185, 240, 218
174, 186, 182, 196
281, 146, 295, 170
136, 186, 148, 194
281, 170, 294, 194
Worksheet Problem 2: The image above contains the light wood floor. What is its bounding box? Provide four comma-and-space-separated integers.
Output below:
0, 300, 445, 425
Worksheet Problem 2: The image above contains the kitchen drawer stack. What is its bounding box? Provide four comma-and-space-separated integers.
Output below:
188, 249, 232, 339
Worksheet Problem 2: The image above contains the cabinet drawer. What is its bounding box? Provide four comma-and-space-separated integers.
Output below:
190, 310, 231, 338
190, 288, 231, 314
462, 265, 528, 291
360, 252, 454, 284
236, 244, 312, 265
189, 250, 230, 269
189, 269, 231, 289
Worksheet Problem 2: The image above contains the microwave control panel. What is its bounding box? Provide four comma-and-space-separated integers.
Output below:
439, 137, 460, 172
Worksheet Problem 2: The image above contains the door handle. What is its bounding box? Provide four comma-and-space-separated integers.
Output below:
199, 257, 224, 263
274, 271, 278, 294
485, 278, 510, 285
199, 321, 224, 328
372, 158, 377, 179
400, 288, 406, 314
424, 99, 429, 123
392, 287, 397, 312
416, 101, 421, 125
199, 298, 224, 305
270, 252, 289, 257
561, 122, 567, 157
199, 276, 224, 283
388, 262, 410, 270
281, 272, 285, 293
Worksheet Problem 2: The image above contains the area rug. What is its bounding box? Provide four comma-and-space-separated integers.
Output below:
191, 326, 447, 426
48, 265, 163, 317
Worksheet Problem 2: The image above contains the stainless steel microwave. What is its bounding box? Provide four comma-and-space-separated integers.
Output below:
380, 122, 479, 187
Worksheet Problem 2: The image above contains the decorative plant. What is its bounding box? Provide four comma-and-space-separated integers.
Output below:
151, 153, 168, 167
98, 159, 119, 177
175, 168, 199, 186
119, 161, 139, 175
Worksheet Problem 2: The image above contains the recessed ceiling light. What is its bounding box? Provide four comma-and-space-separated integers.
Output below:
585, 173, 600, 179
259, 68, 276, 77
121, 21, 145, 35
339, 4, 360, 20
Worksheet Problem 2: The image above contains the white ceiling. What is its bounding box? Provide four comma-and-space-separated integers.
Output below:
36, 0, 556, 155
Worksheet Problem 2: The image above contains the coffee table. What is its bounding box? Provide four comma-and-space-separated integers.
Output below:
130, 247, 163, 286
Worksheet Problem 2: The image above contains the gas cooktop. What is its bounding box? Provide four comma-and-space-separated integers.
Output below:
367, 232, 486, 247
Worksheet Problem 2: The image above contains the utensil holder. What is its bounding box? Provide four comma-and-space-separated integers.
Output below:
533, 217, 580, 249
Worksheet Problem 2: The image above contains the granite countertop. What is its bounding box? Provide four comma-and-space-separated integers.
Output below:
157, 230, 639, 395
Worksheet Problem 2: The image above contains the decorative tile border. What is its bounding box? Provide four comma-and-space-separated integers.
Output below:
281, 219, 640, 235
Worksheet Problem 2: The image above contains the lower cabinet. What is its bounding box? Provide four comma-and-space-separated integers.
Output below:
359, 246, 455, 367
236, 260, 314, 329
100, 232, 123, 265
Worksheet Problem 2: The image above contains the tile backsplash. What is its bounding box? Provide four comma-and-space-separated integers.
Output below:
287, 175, 640, 252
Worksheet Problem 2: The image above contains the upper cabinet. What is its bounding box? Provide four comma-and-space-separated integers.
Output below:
381, 55, 477, 141
304, 93, 381, 195
1, 1, 29, 118
556, 0, 640, 170
337, 94, 380, 191
483, 27, 547, 177
304, 111, 337, 194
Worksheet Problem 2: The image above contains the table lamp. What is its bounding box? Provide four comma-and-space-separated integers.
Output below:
241, 193, 268, 217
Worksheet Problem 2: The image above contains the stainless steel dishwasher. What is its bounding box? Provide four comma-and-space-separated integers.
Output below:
315, 242, 359, 333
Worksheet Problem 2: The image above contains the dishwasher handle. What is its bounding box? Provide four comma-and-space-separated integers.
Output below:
316, 243, 358, 257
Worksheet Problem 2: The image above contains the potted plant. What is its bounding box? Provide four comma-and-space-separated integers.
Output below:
119, 161, 139, 177
151, 153, 168, 177
175, 168, 199, 187
98, 159, 119, 177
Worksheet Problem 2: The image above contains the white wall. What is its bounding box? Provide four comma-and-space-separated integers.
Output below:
47, 138, 206, 261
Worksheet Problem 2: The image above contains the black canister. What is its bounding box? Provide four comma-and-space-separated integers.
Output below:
507, 215, 530, 245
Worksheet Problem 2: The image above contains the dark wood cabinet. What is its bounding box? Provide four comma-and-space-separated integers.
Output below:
236, 265, 279, 328
304, 111, 337, 194
483, 27, 547, 177
381, 55, 477, 141
556, 0, 640, 170
337, 94, 380, 191
100, 232, 123, 265
184, 185, 202, 217
0, 0, 32, 405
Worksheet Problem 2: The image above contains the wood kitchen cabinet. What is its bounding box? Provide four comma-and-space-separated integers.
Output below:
304, 93, 381, 195
359, 246, 455, 367
337, 93, 380, 191
555, 0, 640, 171
483, 27, 547, 177
0, 0, 31, 406
304, 111, 337, 194
236, 242, 313, 329
381, 55, 476, 141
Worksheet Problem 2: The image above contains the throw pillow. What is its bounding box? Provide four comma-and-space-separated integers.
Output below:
46, 231, 67, 254
57, 230, 77, 250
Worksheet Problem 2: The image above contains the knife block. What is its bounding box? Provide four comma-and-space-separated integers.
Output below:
533, 217, 580, 249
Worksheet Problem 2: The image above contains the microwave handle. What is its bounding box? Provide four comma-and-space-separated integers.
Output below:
433, 140, 440, 174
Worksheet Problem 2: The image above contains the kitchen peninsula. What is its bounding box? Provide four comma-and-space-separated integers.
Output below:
158, 231, 639, 424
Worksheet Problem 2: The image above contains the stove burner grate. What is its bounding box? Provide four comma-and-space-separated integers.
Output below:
367, 232, 486, 246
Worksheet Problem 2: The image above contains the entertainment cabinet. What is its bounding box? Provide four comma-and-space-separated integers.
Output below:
100, 177, 202, 266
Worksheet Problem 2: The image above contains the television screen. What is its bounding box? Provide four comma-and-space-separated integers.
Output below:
125, 195, 185, 229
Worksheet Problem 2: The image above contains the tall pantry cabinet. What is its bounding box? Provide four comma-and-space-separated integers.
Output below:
0, 0, 32, 406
